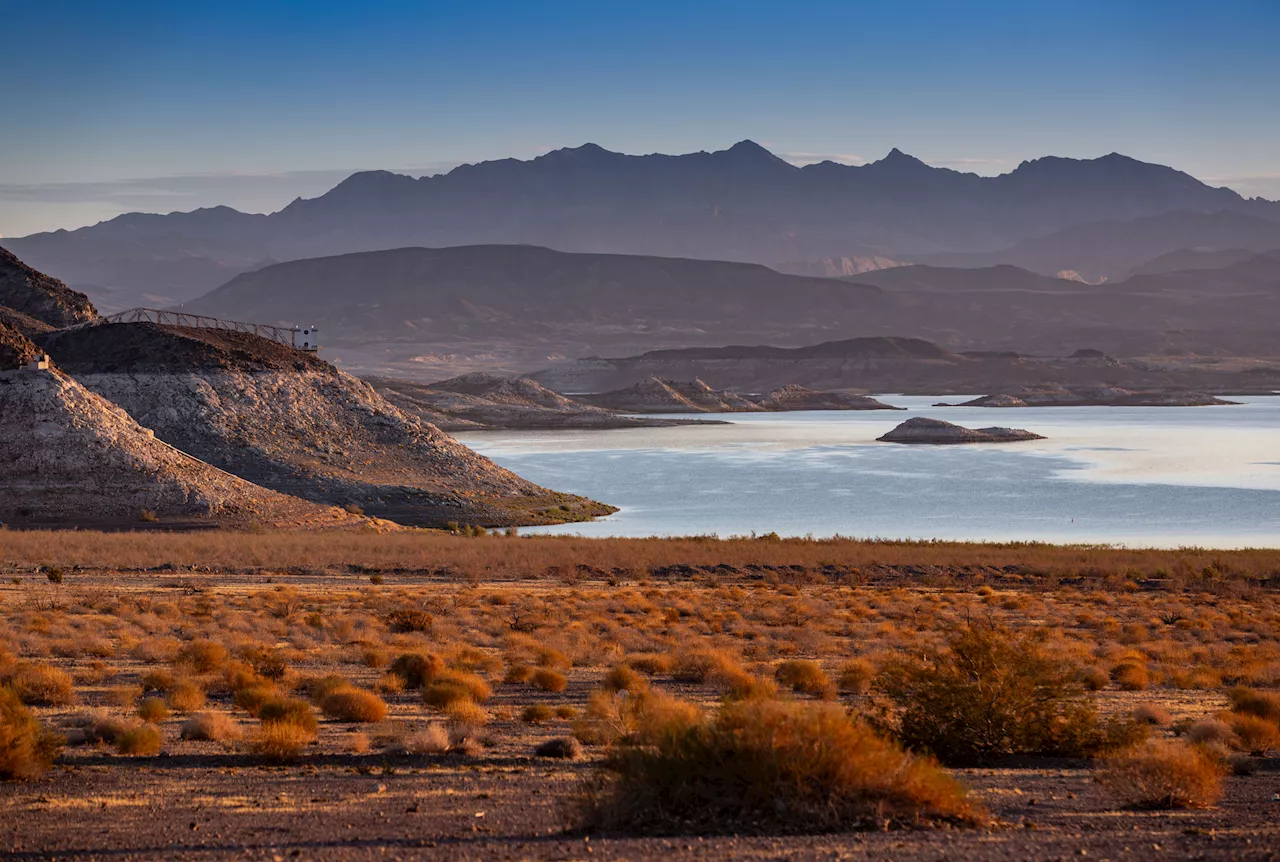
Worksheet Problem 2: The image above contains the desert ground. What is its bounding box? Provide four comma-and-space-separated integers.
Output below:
2, 533, 1279, 860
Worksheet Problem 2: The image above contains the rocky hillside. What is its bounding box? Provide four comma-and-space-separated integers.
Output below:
370, 373, 705, 430
0, 245, 97, 327
0, 322, 40, 370
0, 368, 370, 528
49, 322, 611, 527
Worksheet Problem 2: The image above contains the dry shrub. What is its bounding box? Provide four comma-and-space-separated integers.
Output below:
836, 659, 875, 695
107, 685, 142, 709
248, 722, 312, 762
1095, 740, 1227, 809
389, 652, 445, 689
603, 665, 650, 695
504, 664, 535, 684
320, 687, 388, 723
386, 606, 433, 634
345, 732, 371, 754
580, 700, 984, 833
74, 660, 118, 685
1185, 719, 1237, 748
625, 653, 675, 675
137, 696, 170, 724
0, 687, 63, 780
6, 663, 75, 706
573, 689, 703, 747
1079, 666, 1110, 692
881, 625, 1143, 765
361, 647, 389, 669
175, 640, 227, 674
774, 660, 835, 698
555, 705, 579, 720
1225, 713, 1280, 755
233, 682, 279, 717
536, 647, 571, 670
375, 672, 405, 695
444, 700, 489, 729
167, 679, 206, 713
423, 671, 491, 709
140, 669, 175, 692
258, 698, 318, 738
179, 712, 242, 743
1111, 661, 1150, 692
1133, 704, 1172, 726
116, 723, 162, 756
1227, 687, 1280, 724
304, 674, 351, 704
672, 649, 738, 683
535, 737, 582, 759
532, 668, 568, 693
375, 722, 450, 755
522, 704, 555, 724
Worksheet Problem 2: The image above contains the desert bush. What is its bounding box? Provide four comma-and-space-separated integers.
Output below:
248, 722, 312, 762
535, 737, 582, 759
107, 685, 142, 709
375, 672, 405, 695
836, 658, 875, 695
175, 639, 227, 674
137, 696, 170, 724
672, 649, 737, 683
319, 686, 388, 723
573, 689, 703, 747
167, 679, 206, 713
1225, 713, 1280, 755
625, 653, 675, 675
179, 712, 242, 743
1227, 687, 1280, 724
258, 698, 318, 738
389, 652, 445, 689
555, 705, 579, 720
444, 700, 489, 729
233, 682, 279, 716
603, 665, 649, 694
880, 625, 1141, 765
1184, 719, 1237, 748
1110, 660, 1149, 691
774, 660, 835, 698
423, 671, 491, 709
0, 687, 63, 779
386, 607, 433, 634
304, 674, 351, 704
375, 722, 450, 755
1079, 666, 1110, 691
522, 704, 555, 724
1095, 740, 1227, 809
1133, 704, 1173, 726
361, 647, 389, 669
140, 669, 175, 692
240, 645, 288, 681
532, 668, 568, 693
6, 663, 75, 706
580, 700, 983, 833
116, 723, 162, 756
504, 664, 535, 684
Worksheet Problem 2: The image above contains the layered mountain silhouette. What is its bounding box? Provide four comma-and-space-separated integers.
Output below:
7, 141, 1277, 304
174, 245, 1280, 368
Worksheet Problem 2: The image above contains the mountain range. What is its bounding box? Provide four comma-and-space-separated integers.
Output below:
6, 141, 1279, 307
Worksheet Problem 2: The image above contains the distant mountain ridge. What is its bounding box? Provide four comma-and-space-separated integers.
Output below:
7, 141, 1276, 302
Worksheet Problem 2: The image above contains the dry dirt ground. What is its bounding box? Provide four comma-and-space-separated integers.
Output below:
2, 536, 1280, 861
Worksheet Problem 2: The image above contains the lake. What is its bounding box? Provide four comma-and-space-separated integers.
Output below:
454, 396, 1280, 547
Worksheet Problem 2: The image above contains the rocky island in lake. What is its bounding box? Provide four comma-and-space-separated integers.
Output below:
877, 416, 1045, 444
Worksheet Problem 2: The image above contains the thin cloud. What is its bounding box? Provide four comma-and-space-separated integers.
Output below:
778, 152, 867, 166
926, 157, 1006, 167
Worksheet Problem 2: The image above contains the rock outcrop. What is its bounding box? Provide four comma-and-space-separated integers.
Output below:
939, 386, 1237, 408
371, 373, 710, 430
877, 417, 1045, 444
580, 378, 767, 413
0, 322, 40, 371
47, 323, 613, 527
0, 368, 372, 528
758, 385, 902, 411
0, 246, 97, 328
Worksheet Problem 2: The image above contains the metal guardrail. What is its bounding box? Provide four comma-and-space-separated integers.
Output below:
96, 308, 305, 349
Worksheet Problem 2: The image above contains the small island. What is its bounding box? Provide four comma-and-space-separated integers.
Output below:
878, 416, 1045, 444
934, 386, 1238, 408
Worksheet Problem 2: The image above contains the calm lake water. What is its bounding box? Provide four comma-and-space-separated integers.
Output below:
455, 396, 1280, 548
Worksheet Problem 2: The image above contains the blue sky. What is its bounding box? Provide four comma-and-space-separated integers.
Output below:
2, 0, 1279, 235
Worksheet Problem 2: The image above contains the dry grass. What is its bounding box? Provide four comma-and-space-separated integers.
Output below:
1096, 740, 1228, 809
137, 696, 169, 724
581, 699, 984, 833
4, 663, 76, 706
248, 721, 312, 762
115, 723, 162, 756
774, 659, 835, 698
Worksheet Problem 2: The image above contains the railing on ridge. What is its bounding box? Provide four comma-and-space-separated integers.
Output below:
92, 308, 306, 349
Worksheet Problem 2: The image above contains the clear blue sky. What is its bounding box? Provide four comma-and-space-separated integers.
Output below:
2, 0, 1278, 235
